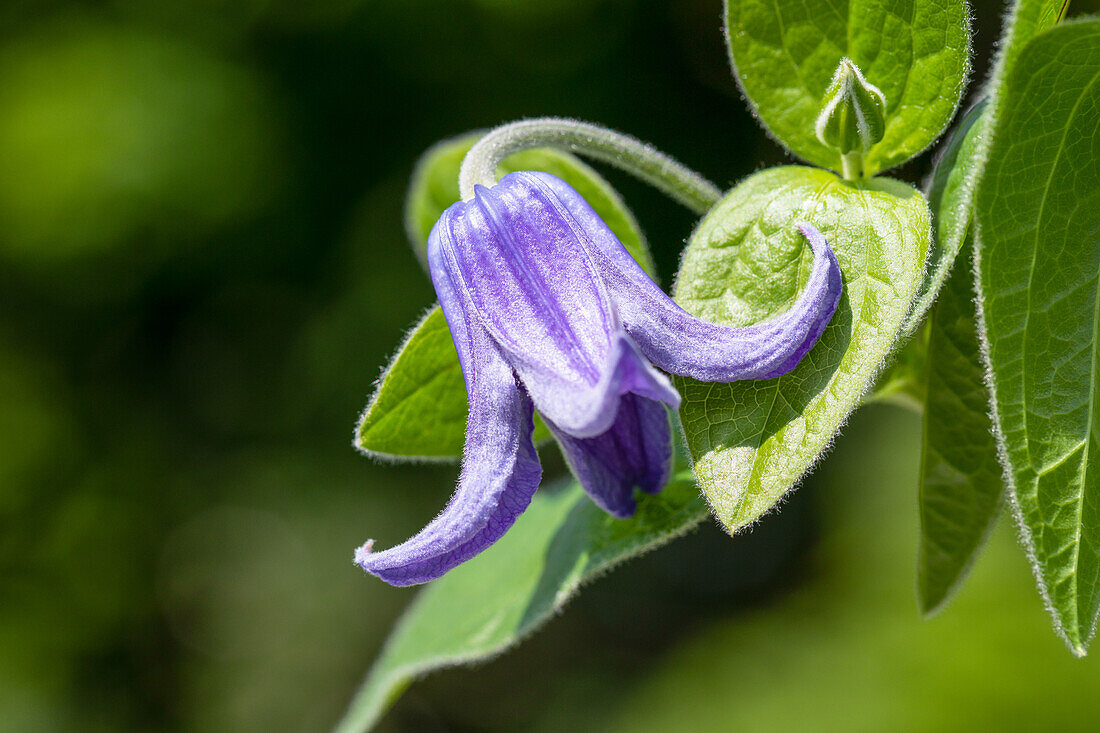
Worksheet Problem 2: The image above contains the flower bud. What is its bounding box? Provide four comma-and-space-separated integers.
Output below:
815, 58, 887, 155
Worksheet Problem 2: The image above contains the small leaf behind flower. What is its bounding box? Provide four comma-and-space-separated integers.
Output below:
675, 165, 929, 531
358, 135, 653, 459
356, 307, 467, 460
335, 473, 707, 733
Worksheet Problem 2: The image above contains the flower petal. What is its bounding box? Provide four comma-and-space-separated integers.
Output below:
434, 172, 679, 437
546, 393, 673, 518
354, 234, 542, 586
522, 172, 843, 382
436, 173, 616, 398
530, 331, 680, 439
747, 225, 840, 380
611, 221, 841, 381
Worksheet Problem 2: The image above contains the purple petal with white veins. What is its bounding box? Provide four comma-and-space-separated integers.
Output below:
437, 176, 615, 402
546, 392, 672, 518
434, 173, 679, 438
525, 172, 843, 382
354, 227, 542, 586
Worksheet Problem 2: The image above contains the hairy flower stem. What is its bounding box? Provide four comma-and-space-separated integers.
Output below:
459, 118, 722, 216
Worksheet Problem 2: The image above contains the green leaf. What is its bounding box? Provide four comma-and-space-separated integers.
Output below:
918, 232, 1004, 615
356, 307, 467, 460
912, 85, 1004, 615
902, 0, 1065, 334
359, 134, 653, 459
334, 473, 707, 733
974, 19, 1100, 655
723, 0, 969, 175
674, 165, 929, 531
404, 132, 655, 276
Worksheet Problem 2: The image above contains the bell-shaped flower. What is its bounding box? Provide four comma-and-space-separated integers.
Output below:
356, 171, 842, 586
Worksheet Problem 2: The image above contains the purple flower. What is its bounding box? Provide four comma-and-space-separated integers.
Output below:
356, 171, 842, 586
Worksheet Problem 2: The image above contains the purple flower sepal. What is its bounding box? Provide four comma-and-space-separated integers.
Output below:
356, 171, 842, 586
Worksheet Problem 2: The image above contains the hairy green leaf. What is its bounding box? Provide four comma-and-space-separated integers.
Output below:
975, 19, 1100, 655
356, 307, 467, 460
912, 86, 1003, 614
674, 165, 929, 531
918, 232, 1004, 614
902, 0, 1065, 334
910, 0, 1063, 609
335, 473, 707, 733
723, 0, 969, 175
359, 135, 652, 459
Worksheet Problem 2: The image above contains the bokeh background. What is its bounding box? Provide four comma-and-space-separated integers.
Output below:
3, 0, 1100, 730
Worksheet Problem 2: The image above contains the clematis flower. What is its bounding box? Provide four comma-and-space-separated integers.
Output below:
356, 171, 842, 586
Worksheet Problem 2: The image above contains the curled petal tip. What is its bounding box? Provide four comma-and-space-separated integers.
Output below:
540, 333, 680, 439
354, 539, 375, 566
795, 221, 824, 243
526, 171, 842, 384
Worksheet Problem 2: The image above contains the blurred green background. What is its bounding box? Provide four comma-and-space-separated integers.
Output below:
3, 0, 1100, 731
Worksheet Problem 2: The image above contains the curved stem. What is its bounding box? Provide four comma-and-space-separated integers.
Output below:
459, 118, 722, 215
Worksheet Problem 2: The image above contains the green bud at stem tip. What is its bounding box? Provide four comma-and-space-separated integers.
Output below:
815, 58, 887, 178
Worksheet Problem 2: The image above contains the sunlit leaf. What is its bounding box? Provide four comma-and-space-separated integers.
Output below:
675, 165, 929, 531
975, 19, 1100, 655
